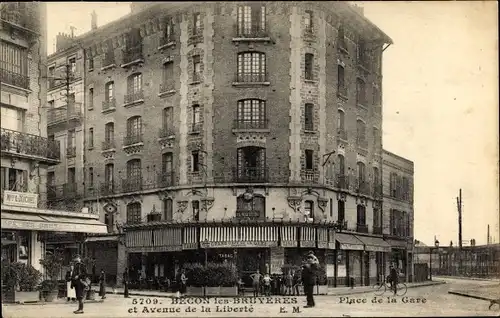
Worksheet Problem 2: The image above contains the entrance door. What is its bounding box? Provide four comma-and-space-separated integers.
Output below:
237, 248, 267, 287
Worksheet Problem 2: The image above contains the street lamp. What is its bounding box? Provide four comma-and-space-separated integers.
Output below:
429, 239, 440, 280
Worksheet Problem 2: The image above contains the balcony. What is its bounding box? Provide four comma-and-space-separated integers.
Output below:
0, 128, 60, 164
234, 25, 270, 42
47, 104, 83, 127
121, 45, 144, 68
159, 82, 175, 96
335, 174, 349, 190
356, 223, 368, 233
189, 122, 203, 134
356, 137, 368, 150
373, 184, 383, 199
102, 98, 116, 113
66, 146, 76, 158
158, 127, 175, 139
301, 169, 318, 183
123, 134, 143, 147
122, 177, 143, 193
159, 33, 176, 49
233, 72, 269, 85
232, 119, 269, 131
101, 140, 115, 151
337, 128, 347, 141
0, 69, 29, 90
63, 183, 79, 199
356, 179, 370, 196
156, 172, 174, 188
101, 52, 116, 70
233, 166, 268, 183
123, 90, 144, 107
100, 182, 115, 196
373, 226, 383, 235
0, 4, 40, 34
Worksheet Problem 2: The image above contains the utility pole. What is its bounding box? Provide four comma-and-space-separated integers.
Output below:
456, 188, 463, 274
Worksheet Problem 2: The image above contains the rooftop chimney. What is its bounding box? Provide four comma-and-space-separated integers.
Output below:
91, 10, 97, 30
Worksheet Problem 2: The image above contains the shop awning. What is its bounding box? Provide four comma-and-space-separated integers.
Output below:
300, 227, 316, 248
126, 227, 182, 252
336, 233, 364, 250
1, 211, 107, 234
355, 235, 391, 252
317, 227, 328, 249
200, 226, 278, 248
85, 235, 120, 243
385, 239, 408, 249
183, 226, 198, 250
280, 226, 297, 247
327, 228, 336, 249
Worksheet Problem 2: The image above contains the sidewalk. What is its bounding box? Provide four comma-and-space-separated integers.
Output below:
435, 275, 500, 282
448, 284, 500, 302
105, 280, 445, 298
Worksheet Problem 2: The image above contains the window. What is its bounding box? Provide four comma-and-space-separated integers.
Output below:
88, 167, 94, 188
105, 81, 114, 101
304, 103, 314, 131
357, 39, 367, 65
162, 62, 174, 91
68, 129, 75, 148
126, 202, 142, 224
104, 163, 114, 186
373, 167, 380, 185
47, 171, 55, 186
163, 198, 173, 221
402, 177, 410, 201
192, 55, 201, 81
330, 198, 333, 217
356, 119, 366, 144
338, 24, 346, 49
3, 168, 28, 192
357, 205, 366, 225
161, 152, 173, 185
237, 52, 266, 83
337, 154, 345, 175
304, 53, 314, 80
237, 99, 266, 128
88, 88, 94, 109
127, 73, 142, 94
86, 128, 93, 148
236, 146, 267, 182
337, 65, 345, 93
191, 151, 200, 172
68, 57, 76, 76
305, 150, 314, 170
126, 28, 142, 50
373, 207, 381, 229
337, 200, 345, 222
304, 10, 313, 32
304, 200, 314, 220
237, 5, 266, 36
192, 200, 200, 221
68, 167, 76, 184
236, 194, 266, 219
390, 172, 397, 197
0, 40, 28, 88
192, 104, 201, 125
164, 18, 175, 42
357, 161, 366, 182
193, 13, 201, 35
104, 212, 114, 233
162, 107, 173, 136
88, 58, 94, 70
356, 78, 366, 105
105, 122, 114, 143
127, 159, 142, 184
126, 116, 142, 142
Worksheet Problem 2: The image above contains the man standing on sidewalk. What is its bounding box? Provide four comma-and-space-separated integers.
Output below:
301, 261, 316, 308
389, 264, 399, 295
123, 268, 130, 298
71, 255, 88, 314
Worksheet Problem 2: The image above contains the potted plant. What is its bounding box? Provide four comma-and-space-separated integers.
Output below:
204, 263, 221, 296
39, 250, 64, 302
17, 263, 42, 303
218, 263, 238, 296
184, 263, 205, 296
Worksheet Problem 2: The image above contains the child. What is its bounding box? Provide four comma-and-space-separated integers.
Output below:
262, 273, 272, 296
284, 270, 294, 296
250, 270, 262, 297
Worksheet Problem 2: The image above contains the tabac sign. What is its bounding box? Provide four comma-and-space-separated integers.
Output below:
3, 191, 38, 208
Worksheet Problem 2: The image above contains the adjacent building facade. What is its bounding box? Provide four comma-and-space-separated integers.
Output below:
48, 2, 414, 287
0, 2, 107, 273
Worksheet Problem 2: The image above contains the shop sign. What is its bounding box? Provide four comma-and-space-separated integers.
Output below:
317, 241, 328, 249
300, 240, 316, 248
206, 241, 277, 248
1, 219, 107, 233
3, 191, 38, 208
281, 240, 298, 247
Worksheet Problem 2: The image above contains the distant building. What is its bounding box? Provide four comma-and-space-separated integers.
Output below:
48, 2, 415, 287
0, 2, 106, 272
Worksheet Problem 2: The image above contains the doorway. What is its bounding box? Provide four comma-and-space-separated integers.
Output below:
363, 252, 370, 286
237, 248, 267, 287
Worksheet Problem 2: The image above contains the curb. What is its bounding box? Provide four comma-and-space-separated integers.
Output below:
437, 276, 500, 282
3, 299, 105, 306
448, 291, 494, 302
106, 281, 446, 299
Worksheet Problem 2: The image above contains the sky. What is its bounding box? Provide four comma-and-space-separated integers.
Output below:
46, 2, 499, 246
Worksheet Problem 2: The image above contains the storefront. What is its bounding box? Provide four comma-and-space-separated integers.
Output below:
1, 190, 108, 273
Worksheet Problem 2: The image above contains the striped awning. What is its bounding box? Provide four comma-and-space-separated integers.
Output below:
280, 226, 297, 247
183, 227, 198, 249
126, 228, 182, 252
355, 235, 391, 252
200, 226, 278, 248
328, 228, 336, 249
300, 227, 316, 248
336, 233, 364, 250
317, 227, 328, 249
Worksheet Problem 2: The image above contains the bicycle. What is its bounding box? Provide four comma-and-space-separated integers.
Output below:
372, 280, 407, 296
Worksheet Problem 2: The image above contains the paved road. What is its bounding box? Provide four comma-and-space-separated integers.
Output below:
3, 278, 498, 317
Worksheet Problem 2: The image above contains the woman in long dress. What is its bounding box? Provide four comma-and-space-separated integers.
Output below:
98, 269, 107, 299
66, 265, 76, 301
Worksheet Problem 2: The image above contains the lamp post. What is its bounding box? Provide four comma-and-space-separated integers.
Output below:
429, 239, 439, 281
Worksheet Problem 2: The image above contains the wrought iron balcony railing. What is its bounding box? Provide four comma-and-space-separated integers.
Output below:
102, 52, 116, 68
301, 169, 318, 183
0, 68, 30, 89
0, 5, 40, 33
122, 177, 143, 193
124, 91, 144, 105
102, 98, 116, 112
101, 140, 115, 151
372, 225, 383, 235
373, 184, 383, 198
47, 104, 83, 126
123, 134, 143, 146
190, 122, 203, 134
159, 33, 175, 46
232, 166, 269, 183
356, 179, 371, 195
335, 174, 349, 190
63, 183, 78, 198
337, 128, 347, 140
234, 72, 268, 83
233, 119, 269, 130
159, 127, 175, 139
122, 45, 144, 65
1, 128, 60, 164
100, 182, 115, 196
157, 172, 174, 188
66, 146, 76, 158
236, 25, 269, 38
357, 223, 369, 233
159, 82, 175, 94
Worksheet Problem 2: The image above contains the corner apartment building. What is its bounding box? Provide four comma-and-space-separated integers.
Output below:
0, 2, 106, 272
50, 1, 415, 287
382, 150, 414, 281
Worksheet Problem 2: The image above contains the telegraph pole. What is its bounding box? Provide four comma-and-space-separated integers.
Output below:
456, 189, 463, 274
